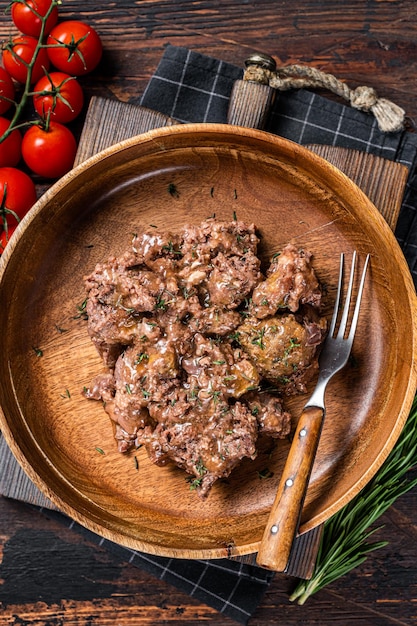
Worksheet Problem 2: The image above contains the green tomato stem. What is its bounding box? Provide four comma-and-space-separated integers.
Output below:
0, 0, 61, 144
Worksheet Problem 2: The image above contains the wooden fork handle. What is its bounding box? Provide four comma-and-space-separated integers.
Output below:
256, 405, 325, 571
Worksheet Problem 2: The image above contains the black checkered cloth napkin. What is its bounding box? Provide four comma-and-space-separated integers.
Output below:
2, 44, 417, 626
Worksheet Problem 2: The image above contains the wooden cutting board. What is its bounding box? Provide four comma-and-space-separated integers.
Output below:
0, 94, 409, 578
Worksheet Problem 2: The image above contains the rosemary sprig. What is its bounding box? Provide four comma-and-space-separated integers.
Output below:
290, 393, 417, 605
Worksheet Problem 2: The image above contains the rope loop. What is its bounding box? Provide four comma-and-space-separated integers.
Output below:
243, 55, 405, 133
350, 86, 378, 111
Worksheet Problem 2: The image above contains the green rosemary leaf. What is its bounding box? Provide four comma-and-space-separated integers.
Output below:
290, 393, 417, 605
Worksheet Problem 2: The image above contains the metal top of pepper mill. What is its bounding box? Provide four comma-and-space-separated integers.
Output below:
244, 52, 277, 72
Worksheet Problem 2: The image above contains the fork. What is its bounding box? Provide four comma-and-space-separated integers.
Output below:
256, 251, 370, 572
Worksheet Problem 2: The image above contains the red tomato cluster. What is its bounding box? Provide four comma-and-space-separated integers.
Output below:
0, 0, 103, 253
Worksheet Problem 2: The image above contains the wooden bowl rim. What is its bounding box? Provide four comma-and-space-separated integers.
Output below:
1, 123, 417, 558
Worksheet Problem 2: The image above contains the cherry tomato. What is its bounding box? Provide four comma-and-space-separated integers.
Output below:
3, 35, 50, 84
0, 224, 17, 253
22, 121, 77, 178
0, 117, 22, 167
46, 21, 102, 76
11, 0, 58, 38
33, 72, 84, 123
0, 167, 37, 231
0, 67, 15, 114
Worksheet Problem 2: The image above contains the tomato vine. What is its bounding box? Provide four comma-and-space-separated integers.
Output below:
0, 0, 103, 252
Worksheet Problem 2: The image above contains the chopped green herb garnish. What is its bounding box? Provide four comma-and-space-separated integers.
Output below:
162, 240, 182, 255
209, 389, 221, 404
135, 352, 149, 364
55, 325, 68, 334
251, 327, 266, 349
95, 446, 105, 455
283, 337, 301, 365
32, 346, 43, 357
258, 468, 274, 479
168, 182, 179, 197
188, 476, 203, 490
188, 387, 199, 400
155, 296, 168, 311
74, 299, 88, 319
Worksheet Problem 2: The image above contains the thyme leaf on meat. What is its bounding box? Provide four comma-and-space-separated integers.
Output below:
162, 240, 182, 255
155, 296, 168, 311
188, 476, 203, 490
290, 393, 417, 605
209, 389, 221, 404
251, 327, 266, 350
135, 352, 149, 364
188, 458, 208, 490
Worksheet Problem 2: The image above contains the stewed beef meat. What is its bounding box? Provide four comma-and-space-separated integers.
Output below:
83, 219, 326, 497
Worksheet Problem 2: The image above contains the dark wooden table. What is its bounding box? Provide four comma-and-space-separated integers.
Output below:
1, 1, 417, 624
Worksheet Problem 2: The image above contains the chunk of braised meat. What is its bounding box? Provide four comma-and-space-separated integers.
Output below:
189, 307, 242, 336
244, 391, 292, 438
180, 218, 259, 262
251, 243, 322, 318
237, 312, 326, 395
142, 400, 259, 498
84, 219, 262, 369
83, 219, 327, 497
84, 255, 165, 367
181, 332, 260, 401
111, 335, 180, 452
179, 220, 261, 310
206, 251, 261, 308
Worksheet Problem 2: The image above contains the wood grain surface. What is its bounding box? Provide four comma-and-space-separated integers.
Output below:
1, 1, 417, 624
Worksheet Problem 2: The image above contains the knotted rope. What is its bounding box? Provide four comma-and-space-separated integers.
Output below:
244, 61, 405, 134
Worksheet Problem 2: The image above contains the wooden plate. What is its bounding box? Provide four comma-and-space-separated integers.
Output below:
1, 124, 416, 559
